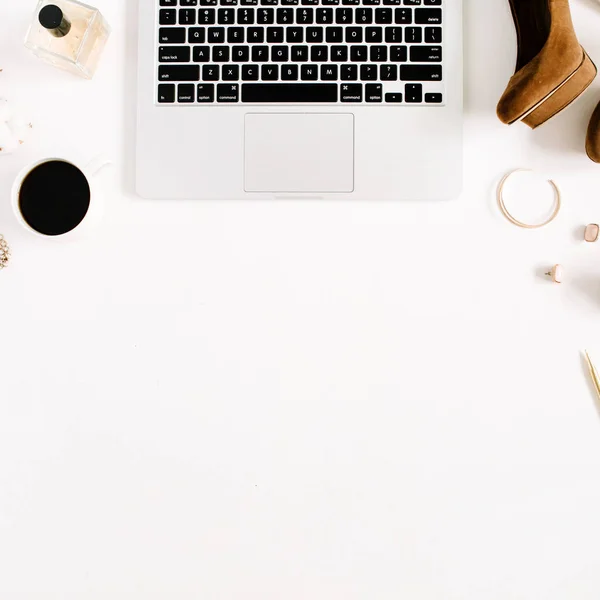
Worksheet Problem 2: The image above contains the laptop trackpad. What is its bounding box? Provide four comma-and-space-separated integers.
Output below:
244, 113, 354, 193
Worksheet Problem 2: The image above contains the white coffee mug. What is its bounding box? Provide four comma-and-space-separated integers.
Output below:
11, 155, 111, 240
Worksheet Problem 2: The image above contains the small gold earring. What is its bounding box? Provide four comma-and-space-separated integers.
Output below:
585, 224, 599, 242
546, 265, 563, 283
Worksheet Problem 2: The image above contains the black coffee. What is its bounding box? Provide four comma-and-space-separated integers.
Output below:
19, 160, 91, 236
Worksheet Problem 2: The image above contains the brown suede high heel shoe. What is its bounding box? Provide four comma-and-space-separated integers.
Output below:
586, 102, 600, 163
497, 0, 597, 129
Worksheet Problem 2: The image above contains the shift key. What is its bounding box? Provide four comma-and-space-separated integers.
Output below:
400, 64, 442, 81
158, 65, 200, 81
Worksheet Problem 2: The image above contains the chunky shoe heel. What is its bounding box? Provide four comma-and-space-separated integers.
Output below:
586, 100, 600, 163
522, 50, 597, 129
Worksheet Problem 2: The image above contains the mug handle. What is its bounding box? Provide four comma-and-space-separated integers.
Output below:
84, 155, 112, 178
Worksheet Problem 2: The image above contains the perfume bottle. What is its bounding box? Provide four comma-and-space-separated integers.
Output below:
25, 0, 110, 79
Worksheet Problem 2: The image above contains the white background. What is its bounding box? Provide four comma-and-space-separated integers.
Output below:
2, 0, 600, 598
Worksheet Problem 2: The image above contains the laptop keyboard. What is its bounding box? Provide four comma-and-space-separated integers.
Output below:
156, 0, 445, 105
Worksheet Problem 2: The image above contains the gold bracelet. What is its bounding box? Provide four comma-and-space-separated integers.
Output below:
497, 169, 561, 229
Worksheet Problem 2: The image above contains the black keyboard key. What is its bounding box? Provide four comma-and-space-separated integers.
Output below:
307, 27, 324, 42
232, 46, 250, 61
178, 83, 195, 102
425, 26, 441, 43
241, 1, 258, 5
260, 0, 277, 4
370, 45, 387, 61
179, 8, 196, 23
415, 7, 441, 23
375, 8, 392, 22
385, 92, 402, 102
394, 7, 411, 23
336, 7, 353, 23
282, 65, 299, 79
346, 27, 362, 42
208, 27, 225, 42
198, 8, 216, 22
193, 45, 210, 61
310, 45, 328, 61
341, 83, 362, 102
390, 45, 407, 61
343, 0, 360, 3
159, 9, 177, 24
380, 63, 397, 79
301, 0, 319, 4
365, 26, 382, 42
189, 27, 206, 43
301, 64, 319, 79
261, 64, 279, 79
316, 8, 334, 23
227, 27, 244, 42
321, 64, 338, 80
248, 27, 265, 42
356, 7, 373, 22
159, 46, 191, 62
325, 26, 343, 42
220, 0, 237, 4
331, 45, 348, 61
403, 0, 420, 4
160, 0, 177, 5
181, 0, 199, 5
252, 45, 269, 61
200, 0, 217, 4
410, 45, 441, 62
282, 0, 299, 3
287, 27, 304, 42
217, 83, 239, 102
202, 64, 220, 80
383, 0, 401, 4
385, 26, 402, 42
363, 0, 380, 4
242, 83, 337, 101
350, 45, 367, 61
218, 8, 235, 22
424, 0, 442, 4
341, 64, 357, 80
277, 8, 294, 23
400, 64, 441, 80
266, 26, 284, 42
212, 46, 230, 61
159, 65, 200, 81
404, 26, 422, 43
297, 8, 314, 22
425, 92, 443, 103
360, 64, 377, 80
158, 83, 176, 103
322, 0, 340, 4
365, 83, 382, 102
272, 45, 289, 61
257, 7, 275, 22
405, 83, 422, 102
222, 64, 240, 79
237, 7, 255, 22
160, 27, 186, 43
291, 45, 309, 60
242, 64, 260, 80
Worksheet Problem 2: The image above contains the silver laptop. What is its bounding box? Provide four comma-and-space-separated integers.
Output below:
136, 0, 462, 200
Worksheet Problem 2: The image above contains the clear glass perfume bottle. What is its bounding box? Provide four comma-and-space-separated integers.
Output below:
25, 0, 110, 79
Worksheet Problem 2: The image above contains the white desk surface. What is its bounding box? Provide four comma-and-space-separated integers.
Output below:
2, 0, 600, 598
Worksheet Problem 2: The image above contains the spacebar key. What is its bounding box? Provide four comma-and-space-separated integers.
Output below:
242, 84, 338, 103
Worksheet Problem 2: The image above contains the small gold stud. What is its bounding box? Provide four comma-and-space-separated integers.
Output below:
545, 265, 563, 283
585, 223, 599, 242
